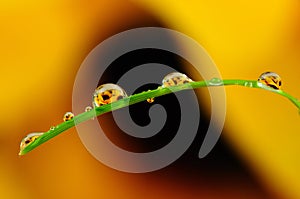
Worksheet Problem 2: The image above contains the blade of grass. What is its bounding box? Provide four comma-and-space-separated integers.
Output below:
19, 79, 300, 155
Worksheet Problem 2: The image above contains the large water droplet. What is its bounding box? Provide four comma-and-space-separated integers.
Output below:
63, 112, 74, 121
20, 132, 43, 152
258, 72, 282, 90
93, 83, 128, 107
162, 72, 193, 87
208, 77, 223, 86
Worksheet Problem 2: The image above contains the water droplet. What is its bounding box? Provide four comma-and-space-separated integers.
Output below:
20, 132, 43, 152
162, 72, 193, 87
85, 106, 95, 120
50, 126, 55, 130
258, 72, 282, 90
85, 106, 92, 112
93, 83, 128, 107
63, 112, 74, 122
243, 81, 253, 87
208, 77, 223, 86
147, 98, 155, 103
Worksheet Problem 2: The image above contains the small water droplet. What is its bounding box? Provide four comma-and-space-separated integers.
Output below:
20, 132, 43, 152
50, 126, 55, 130
243, 81, 253, 87
85, 106, 95, 120
258, 72, 282, 90
208, 77, 223, 86
85, 106, 92, 112
63, 112, 74, 122
162, 72, 193, 87
147, 98, 155, 103
93, 83, 128, 107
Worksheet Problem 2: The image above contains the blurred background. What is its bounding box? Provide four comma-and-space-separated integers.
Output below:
1, 0, 300, 198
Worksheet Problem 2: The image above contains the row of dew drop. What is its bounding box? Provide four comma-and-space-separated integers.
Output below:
19, 71, 282, 153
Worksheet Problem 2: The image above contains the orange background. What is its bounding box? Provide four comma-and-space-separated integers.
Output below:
1, 0, 300, 198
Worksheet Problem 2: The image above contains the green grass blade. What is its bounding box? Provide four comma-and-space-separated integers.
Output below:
19, 79, 300, 155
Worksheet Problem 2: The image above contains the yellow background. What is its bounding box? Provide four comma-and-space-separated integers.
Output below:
1, 0, 300, 198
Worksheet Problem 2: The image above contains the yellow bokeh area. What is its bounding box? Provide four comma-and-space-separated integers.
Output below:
1, 0, 300, 198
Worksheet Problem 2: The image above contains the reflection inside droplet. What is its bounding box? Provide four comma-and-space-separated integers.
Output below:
258, 72, 282, 90
85, 106, 92, 112
93, 83, 128, 107
20, 132, 43, 152
147, 98, 155, 103
63, 112, 74, 121
162, 72, 193, 87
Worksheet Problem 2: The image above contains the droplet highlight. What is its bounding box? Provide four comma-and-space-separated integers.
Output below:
208, 77, 223, 86
63, 112, 74, 121
50, 126, 55, 130
20, 132, 43, 152
93, 83, 128, 107
258, 72, 282, 90
162, 72, 193, 87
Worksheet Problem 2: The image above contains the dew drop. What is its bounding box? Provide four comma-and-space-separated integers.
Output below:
243, 81, 253, 87
93, 83, 128, 107
20, 132, 43, 152
147, 98, 155, 103
208, 77, 223, 86
85, 106, 92, 112
63, 112, 74, 122
85, 106, 95, 120
258, 72, 282, 90
162, 72, 193, 87
50, 126, 55, 130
